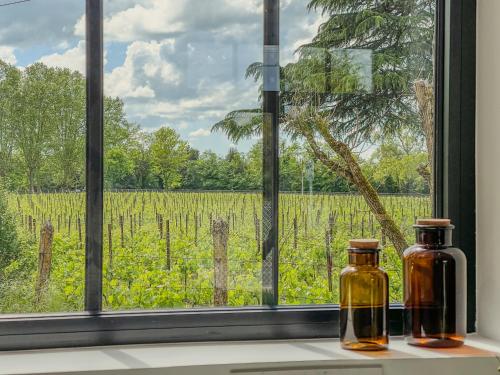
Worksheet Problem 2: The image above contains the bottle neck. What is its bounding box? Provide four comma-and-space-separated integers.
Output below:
415, 227, 453, 247
348, 250, 379, 266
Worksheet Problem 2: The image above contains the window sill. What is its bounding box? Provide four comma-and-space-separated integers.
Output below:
0, 335, 498, 375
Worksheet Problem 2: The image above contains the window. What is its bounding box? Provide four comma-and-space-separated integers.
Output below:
0, 0, 86, 313
101, 0, 264, 310
0, 0, 475, 350
276, 0, 435, 306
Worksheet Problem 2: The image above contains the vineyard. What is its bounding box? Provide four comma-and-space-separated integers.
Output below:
2, 191, 431, 313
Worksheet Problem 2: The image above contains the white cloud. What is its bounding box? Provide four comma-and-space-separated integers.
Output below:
75, 0, 261, 43
39, 40, 86, 73
105, 40, 180, 99
74, 15, 85, 38
0, 0, 83, 49
75, 1, 185, 42
0, 46, 16, 64
189, 128, 211, 138
126, 80, 257, 125
280, 0, 326, 65
104, 2, 184, 42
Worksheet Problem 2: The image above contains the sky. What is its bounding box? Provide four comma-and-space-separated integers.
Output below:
0, 0, 325, 155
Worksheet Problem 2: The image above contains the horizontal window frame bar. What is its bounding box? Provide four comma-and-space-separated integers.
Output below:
0, 305, 404, 351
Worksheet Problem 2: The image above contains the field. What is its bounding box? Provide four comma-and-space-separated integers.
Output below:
2, 191, 431, 313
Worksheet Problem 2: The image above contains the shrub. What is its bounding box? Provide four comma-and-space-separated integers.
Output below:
0, 184, 18, 271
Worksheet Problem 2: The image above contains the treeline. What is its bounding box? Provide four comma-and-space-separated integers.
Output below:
0, 60, 429, 194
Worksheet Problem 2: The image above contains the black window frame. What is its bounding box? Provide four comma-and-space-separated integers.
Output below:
0, 0, 476, 350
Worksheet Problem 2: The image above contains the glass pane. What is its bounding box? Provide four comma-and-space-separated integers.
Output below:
0, 0, 86, 312
278, 0, 434, 304
102, 1, 264, 310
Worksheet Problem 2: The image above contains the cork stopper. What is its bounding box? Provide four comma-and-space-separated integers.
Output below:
349, 239, 380, 249
416, 218, 451, 227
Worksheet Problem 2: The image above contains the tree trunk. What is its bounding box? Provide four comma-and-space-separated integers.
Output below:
339, 144, 408, 256
304, 122, 409, 257
414, 80, 434, 197
28, 168, 35, 193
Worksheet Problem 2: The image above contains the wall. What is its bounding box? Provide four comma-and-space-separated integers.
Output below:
476, 0, 500, 341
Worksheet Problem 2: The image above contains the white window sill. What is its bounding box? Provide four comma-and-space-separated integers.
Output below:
0, 335, 498, 375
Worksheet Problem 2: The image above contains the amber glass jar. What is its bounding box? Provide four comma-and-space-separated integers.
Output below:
340, 239, 389, 351
403, 219, 466, 347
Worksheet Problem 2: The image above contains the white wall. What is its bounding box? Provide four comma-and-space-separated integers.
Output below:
476, 0, 500, 341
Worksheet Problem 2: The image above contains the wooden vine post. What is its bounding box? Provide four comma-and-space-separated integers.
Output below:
108, 223, 113, 271
254, 215, 261, 254
36, 221, 54, 300
325, 230, 333, 293
119, 215, 124, 248
166, 219, 171, 271
77, 216, 82, 249
212, 218, 229, 306
293, 216, 298, 250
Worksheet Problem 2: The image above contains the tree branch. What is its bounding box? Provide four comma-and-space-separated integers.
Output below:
301, 126, 352, 180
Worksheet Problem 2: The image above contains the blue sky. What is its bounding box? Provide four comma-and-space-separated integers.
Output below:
0, 0, 324, 155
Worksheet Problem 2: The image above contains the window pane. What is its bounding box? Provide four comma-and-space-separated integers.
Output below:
102, 1, 264, 310
279, 0, 434, 304
0, 0, 86, 313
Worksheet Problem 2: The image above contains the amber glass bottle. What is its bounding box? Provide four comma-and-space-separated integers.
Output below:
340, 239, 389, 351
403, 219, 466, 347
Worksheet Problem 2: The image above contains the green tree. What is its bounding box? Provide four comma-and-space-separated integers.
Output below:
129, 131, 156, 189
104, 98, 135, 150
0, 61, 20, 183
51, 69, 86, 189
11, 63, 59, 192
279, 142, 305, 192
105, 148, 135, 189
224, 148, 248, 190
150, 127, 190, 189
103, 101, 144, 189
186, 151, 226, 190
0, 61, 134, 191
367, 136, 428, 194
214, 0, 434, 255
245, 142, 263, 190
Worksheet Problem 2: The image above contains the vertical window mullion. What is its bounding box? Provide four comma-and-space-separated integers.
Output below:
262, 0, 280, 306
444, 0, 476, 333
85, 0, 104, 313
434, 0, 446, 217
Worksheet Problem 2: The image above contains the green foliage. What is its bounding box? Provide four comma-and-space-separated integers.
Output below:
362, 128, 429, 194
0, 61, 21, 184
0, 60, 141, 192
50, 69, 86, 189
212, 109, 263, 143
150, 127, 190, 189
367, 144, 428, 194
215, 0, 434, 143
105, 148, 136, 189
1, 190, 430, 312
300, 0, 434, 137
0, 187, 17, 270
0, 52, 430, 195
